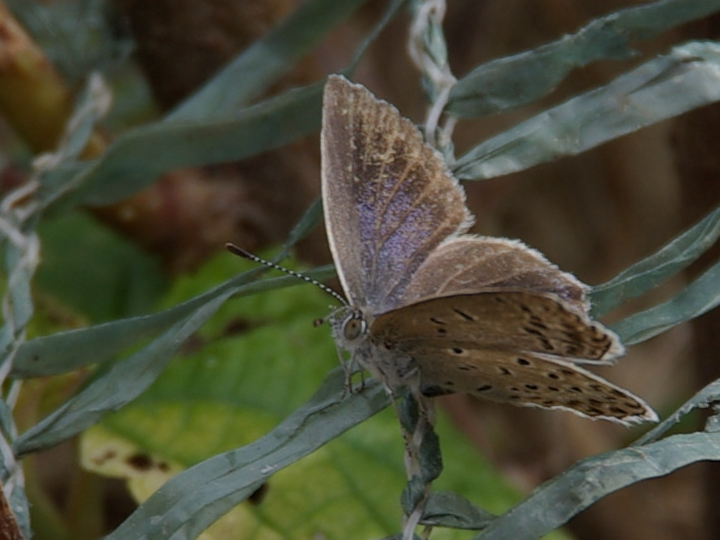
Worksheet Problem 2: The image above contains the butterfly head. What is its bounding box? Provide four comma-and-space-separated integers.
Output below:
342, 311, 367, 342
328, 306, 370, 350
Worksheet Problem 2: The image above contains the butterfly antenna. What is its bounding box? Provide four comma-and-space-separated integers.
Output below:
226, 243, 348, 307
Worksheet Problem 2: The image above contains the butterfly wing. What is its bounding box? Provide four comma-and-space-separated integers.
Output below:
370, 292, 655, 424
374, 291, 622, 361
321, 75, 471, 313
417, 350, 655, 425
402, 236, 590, 312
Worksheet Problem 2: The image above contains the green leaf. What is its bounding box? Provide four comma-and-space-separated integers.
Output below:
36, 212, 166, 321
591, 203, 720, 317
447, 0, 720, 118
453, 42, 720, 181
12, 255, 335, 455
97, 369, 390, 540
12, 264, 334, 379
167, 0, 370, 122
78, 263, 521, 540
611, 256, 720, 346
14, 292, 231, 456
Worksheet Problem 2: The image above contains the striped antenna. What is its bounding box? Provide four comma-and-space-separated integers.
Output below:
226, 243, 348, 307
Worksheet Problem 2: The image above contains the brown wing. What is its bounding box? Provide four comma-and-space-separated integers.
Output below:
416, 349, 655, 425
370, 292, 655, 425
372, 291, 623, 361
321, 75, 472, 313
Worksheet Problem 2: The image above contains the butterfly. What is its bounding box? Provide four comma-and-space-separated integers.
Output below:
320, 74, 657, 425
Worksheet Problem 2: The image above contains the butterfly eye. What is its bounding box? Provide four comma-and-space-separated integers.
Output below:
342, 315, 367, 341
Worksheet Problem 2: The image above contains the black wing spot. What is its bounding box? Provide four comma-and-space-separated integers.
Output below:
525, 384, 539, 390
528, 317, 548, 329
570, 386, 583, 393
567, 399, 582, 407
430, 317, 447, 325
450, 347, 465, 355
476, 385, 492, 392
421, 385, 453, 397
453, 308, 475, 321
548, 386, 559, 392
499, 367, 513, 376
516, 358, 531, 366
625, 401, 645, 411
611, 406, 628, 415
547, 372, 560, 380
437, 328, 447, 335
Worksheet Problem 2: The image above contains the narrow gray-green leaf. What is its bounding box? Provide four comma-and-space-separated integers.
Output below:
421, 491, 496, 530
447, 0, 720, 118
58, 74, 111, 162
102, 370, 389, 540
454, 42, 720, 181
345, 0, 405, 73
12, 268, 257, 378
12, 264, 334, 378
14, 293, 231, 455
8, 485, 30, 539
2, 243, 34, 337
474, 431, 720, 540
57, 83, 323, 209
167, 0, 368, 122
279, 197, 323, 258
611, 256, 720, 346
636, 379, 720, 445
591, 204, 720, 317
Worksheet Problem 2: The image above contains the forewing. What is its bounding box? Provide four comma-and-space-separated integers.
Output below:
321, 75, 471, 313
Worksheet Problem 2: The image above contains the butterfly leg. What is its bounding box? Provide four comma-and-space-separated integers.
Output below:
333, 341, 370, 397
